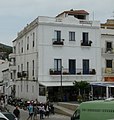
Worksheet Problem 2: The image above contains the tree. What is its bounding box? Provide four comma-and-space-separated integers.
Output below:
73, 81, 90, 101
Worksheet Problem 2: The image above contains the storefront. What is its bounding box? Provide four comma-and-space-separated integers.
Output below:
90, 82, 114, 99
39, 81, 74, 102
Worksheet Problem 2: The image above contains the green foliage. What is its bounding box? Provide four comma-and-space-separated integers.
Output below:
0, 43, 12, 60
73, 81, 90, 101
73, 81, 89, 90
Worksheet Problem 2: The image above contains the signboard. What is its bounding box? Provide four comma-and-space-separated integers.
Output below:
104, 77, 114, 82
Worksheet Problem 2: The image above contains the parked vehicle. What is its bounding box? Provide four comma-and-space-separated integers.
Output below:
1, 112, 17, 120
71, 98, 114, 120
0, 112, 9, 120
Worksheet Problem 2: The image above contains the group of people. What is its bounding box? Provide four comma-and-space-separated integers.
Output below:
26, 101, 53, 120
13, 99, 54, 120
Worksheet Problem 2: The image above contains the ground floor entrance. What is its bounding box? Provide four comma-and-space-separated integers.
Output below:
90, 82, 114, 100
47, 86, 78, 102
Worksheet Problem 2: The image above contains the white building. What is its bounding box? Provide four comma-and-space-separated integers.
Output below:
10, 10, 101, 102
0, 60, 13, 96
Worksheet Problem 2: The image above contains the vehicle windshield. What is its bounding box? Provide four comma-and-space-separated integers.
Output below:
0, 118, 6, 120
73, 108, 80, 119
3, 113, 15, 120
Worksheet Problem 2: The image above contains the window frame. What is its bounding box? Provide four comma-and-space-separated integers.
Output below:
69, 31, 75, 41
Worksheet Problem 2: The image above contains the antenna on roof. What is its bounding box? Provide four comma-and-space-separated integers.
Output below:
93, 11, 95, 21
110, 11, 114, 18
113, 11, 114, 18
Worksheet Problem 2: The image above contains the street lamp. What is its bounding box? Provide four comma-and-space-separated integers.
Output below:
60, 60, 63, 101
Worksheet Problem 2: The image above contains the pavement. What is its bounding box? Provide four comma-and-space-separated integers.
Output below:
6, 104, 70, 120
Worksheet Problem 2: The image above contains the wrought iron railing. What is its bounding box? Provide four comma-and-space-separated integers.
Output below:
49, 68, 96, 75
52, 38, 64, 45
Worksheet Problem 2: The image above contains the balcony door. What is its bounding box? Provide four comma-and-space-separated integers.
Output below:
83, 59, 89, 74
82, 32, 88, 44
106, 42, 112, 51
69, 59, 76, 74
106, 60, 112, 68
55, 30, 61, 41
54, 59, 62, 72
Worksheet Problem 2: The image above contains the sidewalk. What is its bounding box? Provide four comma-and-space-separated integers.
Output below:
7, 104, 70, 120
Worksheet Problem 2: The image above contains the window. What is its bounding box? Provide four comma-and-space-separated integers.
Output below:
11, 73, 12, 79
18, 65, 20, 72
69, 59, 76, 74
27, 36, 29, 50
21, 64, 23, 72
82, 32, 88, 43
83, 59, 89, 74
106, 60, 112, 68
27, 62, 29, 77
18, 42, 20, 53
32, 60, 34, 76
54, 59, 62, 71
27, 84, 28, 92
54, 30, 61, 41
106, 42, 112, 51
69, 32, 75, 41
39, 85, 45, 96
21, 84, 22, 92
32, 86, 34, 93
33, 32, 35, 47
21, 40, 23, 53
13, 46, 16, 53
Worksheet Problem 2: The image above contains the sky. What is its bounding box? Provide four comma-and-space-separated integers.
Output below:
0, 0, 114, 46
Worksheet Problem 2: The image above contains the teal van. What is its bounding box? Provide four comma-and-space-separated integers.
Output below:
71, 98, 114, 120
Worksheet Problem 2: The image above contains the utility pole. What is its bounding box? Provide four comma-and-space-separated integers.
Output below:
60, 60, 63, 101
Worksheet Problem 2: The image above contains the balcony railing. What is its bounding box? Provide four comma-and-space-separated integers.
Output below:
52, 39, 64, 45
9, 53, 16, 59
81, 40, 92, 46
102, 68, 114, 75
17, 71, 28, 78
49, 68, 96, 75
102, 48, 114, 54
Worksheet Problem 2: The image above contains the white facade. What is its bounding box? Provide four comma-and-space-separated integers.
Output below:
10, 10, 101, 102
0, 60, 12, 96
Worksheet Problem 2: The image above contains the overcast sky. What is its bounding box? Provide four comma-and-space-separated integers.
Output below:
0, 0, 114, 46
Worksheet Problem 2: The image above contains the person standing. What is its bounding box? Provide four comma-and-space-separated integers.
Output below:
27, 103, 34, 120
33, 102, 38, 120
39, 103, 45, 119
13, 106, 20, 120
0, 98, 5, 111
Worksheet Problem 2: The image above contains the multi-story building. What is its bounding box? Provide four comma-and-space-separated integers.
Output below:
101, 19, 114, 82
10, 10, 101, 102
0, 60, 13, 96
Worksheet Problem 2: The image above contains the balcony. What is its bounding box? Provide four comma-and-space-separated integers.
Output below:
102, 68, 114, 76
52, 39, 64, 45
81, 40, 92, 46
49, 68, 96, 75
17, 71, 28, 78
102, 48, 114, 55
9, 53, 16, 59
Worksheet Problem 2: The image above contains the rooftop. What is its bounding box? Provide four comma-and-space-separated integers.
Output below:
56, 9, 89, 17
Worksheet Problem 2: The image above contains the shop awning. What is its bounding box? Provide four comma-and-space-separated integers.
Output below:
90, 82, 114, 87
39, 81, 73, 87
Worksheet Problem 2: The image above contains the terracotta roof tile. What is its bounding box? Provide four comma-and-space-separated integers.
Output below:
56, 10, 89, 17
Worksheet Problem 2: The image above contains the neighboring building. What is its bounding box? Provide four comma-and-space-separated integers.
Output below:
10, 9, 101, 102
0, 60, 14, 96
101, 19, 114, 82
